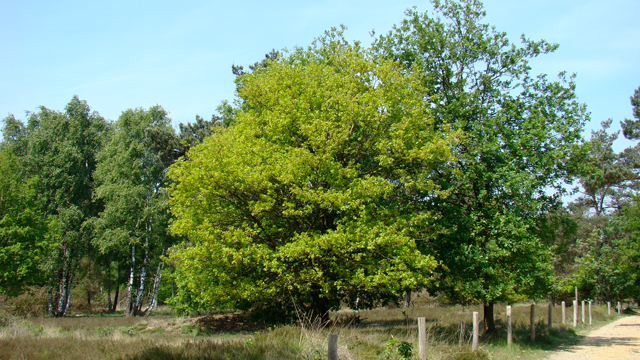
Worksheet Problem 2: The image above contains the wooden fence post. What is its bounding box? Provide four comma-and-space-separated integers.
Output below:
530, 304, 536, 342
507, 305, 513, 346
588, 301, 592, 326
328, 334, 338, 360
418, 317, 427, 360
573, 300, 578, 327
472, 311, 479, 351
506, 305, 512, 347
561, 301, 566, 327
548, 302, 553, 330
581, 300, 586, 324
618, 301, 622, 314
459, 322, 465, 347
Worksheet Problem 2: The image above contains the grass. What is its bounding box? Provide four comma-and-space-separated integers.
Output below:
0, 301, 632, 360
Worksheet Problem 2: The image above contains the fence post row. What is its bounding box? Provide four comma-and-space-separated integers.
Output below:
331, 297, 620, 360
418, 317, 427, 360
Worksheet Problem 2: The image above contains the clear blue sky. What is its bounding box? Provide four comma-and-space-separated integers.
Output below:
1, 0, 639, 149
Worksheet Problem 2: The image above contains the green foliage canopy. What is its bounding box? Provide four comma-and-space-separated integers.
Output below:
168, 43, 457, 317
93, 105, 178, 316
621, 86, 640, 141
93, 105, 177, 254
1, 96, 108, 315
0, 147, 49, 295
372, 0, 588, 313
562, 86, 640, 302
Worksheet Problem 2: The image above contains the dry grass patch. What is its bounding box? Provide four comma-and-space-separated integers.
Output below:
0, 302, 629, 360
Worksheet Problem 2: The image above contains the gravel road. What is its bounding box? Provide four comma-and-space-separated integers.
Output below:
546, 313, 640, 360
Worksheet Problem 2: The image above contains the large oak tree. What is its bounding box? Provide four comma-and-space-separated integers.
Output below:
168, 41, 457, 319
373, 0, 588, 330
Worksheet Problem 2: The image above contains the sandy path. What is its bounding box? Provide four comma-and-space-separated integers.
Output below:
546, 314, 640, 360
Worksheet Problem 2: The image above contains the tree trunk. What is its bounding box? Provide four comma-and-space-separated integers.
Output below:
144, 257, 165, 316
56, 258, 68, 315
484, 302, 495, 333
61, 271, 75, 316
403, 289, 412, 308
112, 283, 120, 312
109, 265, 121, 313
107, 280, 112, 313
309, 293, 331, 324
170, 266, 175, 299
49, 250, 76, 317
111, 266, 121, 312
87, 288, 91, 310
134, 245, 149, 314
47, 286, 55, 317
125, 245, 135, 317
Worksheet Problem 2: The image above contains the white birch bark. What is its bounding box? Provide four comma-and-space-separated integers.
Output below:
134, 241, 149, 314
61, 271, 75, 316
125, 245, 135, 317
47, 286, 55, 317
144, 258, 165, 316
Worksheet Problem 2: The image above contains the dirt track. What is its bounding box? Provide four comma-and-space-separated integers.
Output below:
546, 313, 640, 360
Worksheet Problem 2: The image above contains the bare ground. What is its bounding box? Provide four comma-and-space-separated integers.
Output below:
546, 313, 640, 360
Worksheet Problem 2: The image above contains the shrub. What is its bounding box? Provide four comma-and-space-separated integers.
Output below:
7, 286, 48, 317
121, 326, 136, 336
97, 325, 115, 336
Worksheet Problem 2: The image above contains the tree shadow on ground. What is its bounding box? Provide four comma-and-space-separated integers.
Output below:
120, 339, 299, 360
623, 307, 638, 315
195, 313, 268, 334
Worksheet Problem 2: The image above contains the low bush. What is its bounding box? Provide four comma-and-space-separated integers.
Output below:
6, 286, 47, 317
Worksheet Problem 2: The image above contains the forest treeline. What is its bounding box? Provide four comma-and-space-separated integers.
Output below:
1, 0, 639, 330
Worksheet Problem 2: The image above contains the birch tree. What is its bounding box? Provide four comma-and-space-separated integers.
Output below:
94, 106, 178, 316
2, 96, 108, 316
